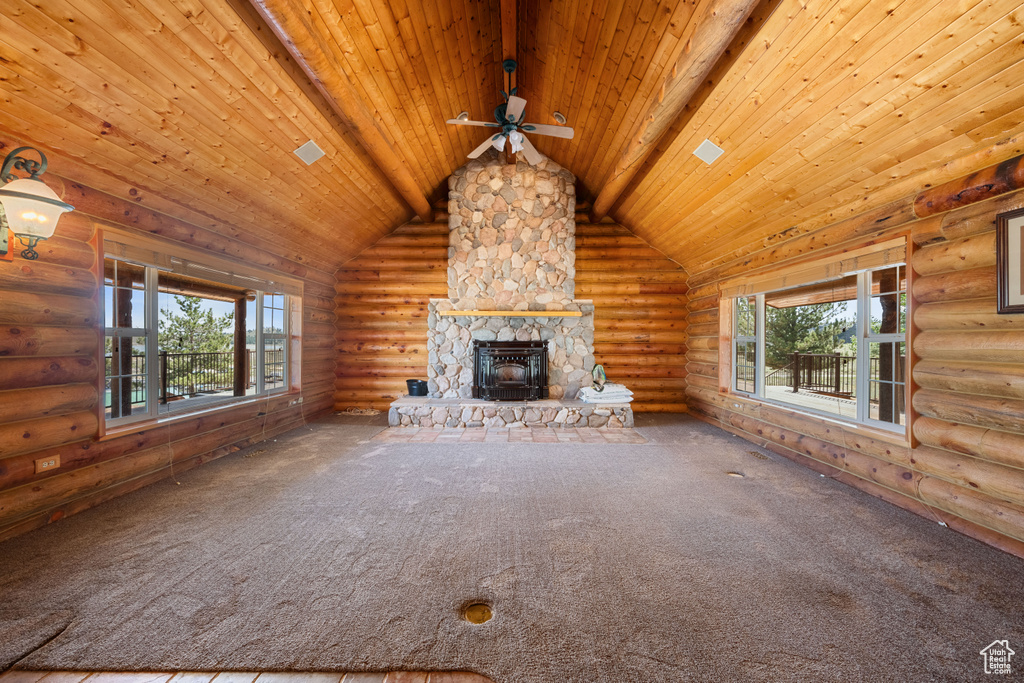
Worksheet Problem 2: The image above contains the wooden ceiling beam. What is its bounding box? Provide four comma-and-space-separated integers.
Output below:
609, 0, 784, 220
250, 0, 434, 224
502, 0, 517, 63
502, 0, 517, 165
589, 0, 761, 222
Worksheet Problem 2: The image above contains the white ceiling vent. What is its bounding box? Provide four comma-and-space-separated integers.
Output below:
294, 140, 325, 165
693, 139, 725, 164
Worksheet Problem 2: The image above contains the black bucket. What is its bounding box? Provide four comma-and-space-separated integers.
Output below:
406, 379, 428, 396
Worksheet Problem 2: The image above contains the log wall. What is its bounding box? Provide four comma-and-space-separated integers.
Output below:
575, 223, 688, 412
686, 185, 1024, 558
0, 179, 337, 542
334, 222, 449, 410
334, 220, 688, 412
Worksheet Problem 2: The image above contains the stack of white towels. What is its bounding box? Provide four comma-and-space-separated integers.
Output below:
578, 383, 633, 403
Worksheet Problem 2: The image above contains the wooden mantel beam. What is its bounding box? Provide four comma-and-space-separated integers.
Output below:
250, 0, 434, 224
590, 0, 761, 222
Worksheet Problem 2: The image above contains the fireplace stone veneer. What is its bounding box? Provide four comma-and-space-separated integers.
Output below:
427, 299, 594, 400
447, 152, 576, 311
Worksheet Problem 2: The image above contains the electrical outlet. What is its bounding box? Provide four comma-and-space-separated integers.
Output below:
35, 455, 60, 473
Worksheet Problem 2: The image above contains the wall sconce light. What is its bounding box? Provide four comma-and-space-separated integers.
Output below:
0, 147, 75, 260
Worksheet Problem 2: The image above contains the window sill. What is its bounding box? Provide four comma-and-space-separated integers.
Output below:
98, 389, 296, 442
723, 390, 909, 447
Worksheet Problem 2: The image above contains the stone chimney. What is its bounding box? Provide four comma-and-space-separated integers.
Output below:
447, 152, 576, 310
427, 151, 595, 400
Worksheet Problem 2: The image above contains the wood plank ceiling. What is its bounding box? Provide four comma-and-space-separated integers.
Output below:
617, 0, 1024, 271
2, 0, 1023, 272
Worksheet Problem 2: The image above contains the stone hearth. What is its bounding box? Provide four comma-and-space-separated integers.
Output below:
388, 397, 633, 428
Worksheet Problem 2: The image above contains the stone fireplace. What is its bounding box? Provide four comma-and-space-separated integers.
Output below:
388, 150, 632, 428
428, 150, 594, 399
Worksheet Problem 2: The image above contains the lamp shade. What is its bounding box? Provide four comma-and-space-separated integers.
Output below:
508, 130, 524, 153
0, 177, 74, 239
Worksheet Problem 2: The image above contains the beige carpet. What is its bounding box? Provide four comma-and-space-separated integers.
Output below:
1, 414, 1022, 682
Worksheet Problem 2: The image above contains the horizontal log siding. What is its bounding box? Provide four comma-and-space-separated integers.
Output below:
575, 223, 688, 412
686, 188, 1024, 558
334, 223, 448, 411
334, 221, 688, 412
0, 185, 336, 542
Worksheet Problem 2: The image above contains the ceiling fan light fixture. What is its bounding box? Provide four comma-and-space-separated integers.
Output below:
552, 112, 567, 125
693, 139, 725, 164
447, 62, 575, 161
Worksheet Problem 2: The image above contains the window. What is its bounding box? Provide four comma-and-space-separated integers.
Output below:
729, 259, 907, 433
256, 292, 287, 394
733, 295, 758, 394
103, 237, 298, 427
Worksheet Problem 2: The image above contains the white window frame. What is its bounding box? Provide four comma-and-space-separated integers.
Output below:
855, 269, 907, 426
254, 291, 289, 394
104, 262, 160, 426
730, 265, 907, 434
732, 294, 762, 395
103, 256, 291, 428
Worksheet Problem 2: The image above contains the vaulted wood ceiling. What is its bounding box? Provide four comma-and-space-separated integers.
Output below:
2, 0, 1023, 272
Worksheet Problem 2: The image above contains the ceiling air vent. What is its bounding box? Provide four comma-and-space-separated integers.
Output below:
693, 139, 724, 164
294, 140, 325, 165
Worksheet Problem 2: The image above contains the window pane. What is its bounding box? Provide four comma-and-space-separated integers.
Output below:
246, 297, 258, 396
264, 294, 284, 335
735, 340, 756, 393
764, 277, 857, 418
105, 337, 148, 420
130, 289, 146, 328
736, 296, 756, 337
104, 287, 113, 328
871, 265, 905, 295
104, 257, 150, 422
104, 258, 146, 330
868, 340, 906, 426
263, 336, 285, 391
156, 272, 239, 415
870, 266, 906, 335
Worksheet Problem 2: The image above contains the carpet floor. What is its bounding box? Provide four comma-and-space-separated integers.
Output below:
1, 414, 1022, 682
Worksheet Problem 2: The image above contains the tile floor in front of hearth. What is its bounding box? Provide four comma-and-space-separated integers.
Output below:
372, 427, 647, 444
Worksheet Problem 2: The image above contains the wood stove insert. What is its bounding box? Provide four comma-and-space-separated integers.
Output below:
472, 340, 549, 401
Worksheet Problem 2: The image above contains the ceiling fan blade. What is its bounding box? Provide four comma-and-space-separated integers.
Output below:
467, 135, 497, 159
522, 123, 574, 139
505, 96, 527, 123
447, 118, 500, 127
519, 135, 544, 166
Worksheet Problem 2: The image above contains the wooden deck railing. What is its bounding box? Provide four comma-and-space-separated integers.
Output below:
765, 353, 904, 398
105, 349, 284, 409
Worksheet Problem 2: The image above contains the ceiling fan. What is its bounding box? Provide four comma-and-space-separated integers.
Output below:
446, 59, 574, 166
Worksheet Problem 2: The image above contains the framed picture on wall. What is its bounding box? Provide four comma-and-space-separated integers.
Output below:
997, 207, 1024, 314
